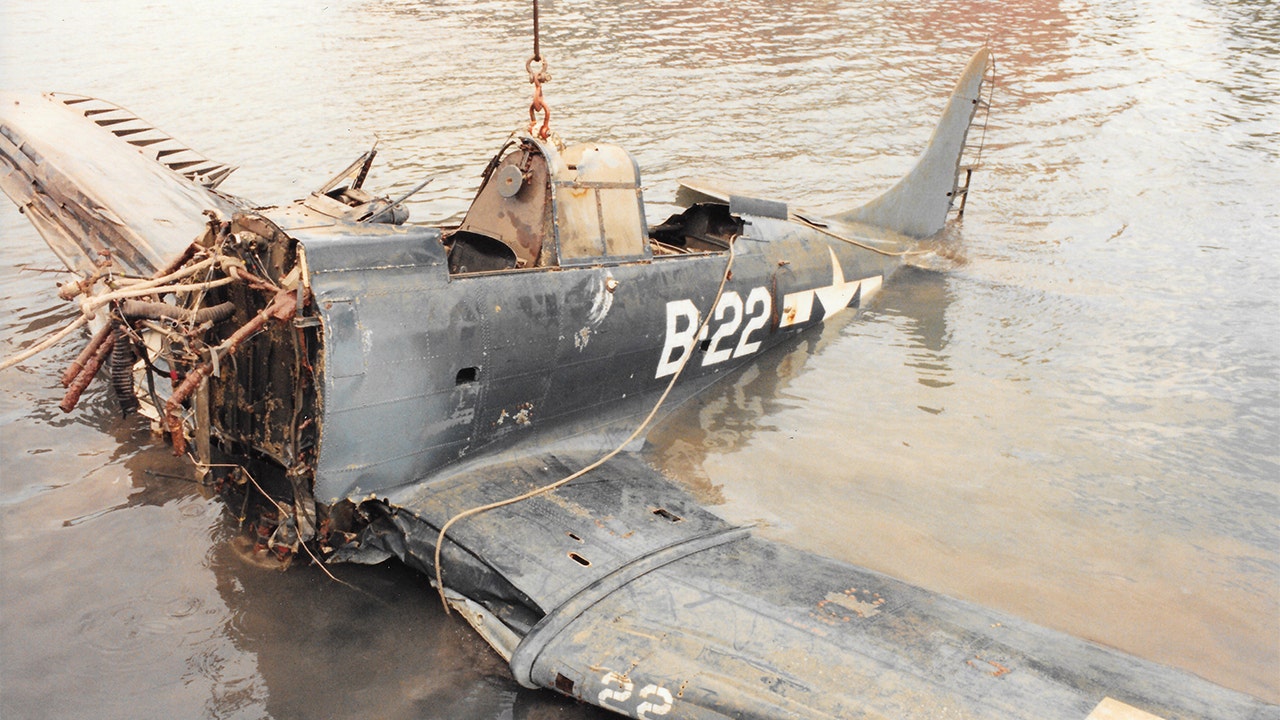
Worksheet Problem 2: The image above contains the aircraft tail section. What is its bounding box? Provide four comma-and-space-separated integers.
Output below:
834, 48, 993, 238
0, 92, 241, 277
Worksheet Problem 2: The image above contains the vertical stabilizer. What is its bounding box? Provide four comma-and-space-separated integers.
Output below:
835, 48, 993, 238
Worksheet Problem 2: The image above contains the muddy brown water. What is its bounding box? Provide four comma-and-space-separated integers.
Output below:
1, 1, 1277, 717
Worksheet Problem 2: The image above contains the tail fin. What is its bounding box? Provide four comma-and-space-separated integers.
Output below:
835, 48, 993, 238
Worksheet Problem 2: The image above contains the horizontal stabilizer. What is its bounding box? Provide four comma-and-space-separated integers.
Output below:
675, 177, 734, 207
675, 179, 789, 219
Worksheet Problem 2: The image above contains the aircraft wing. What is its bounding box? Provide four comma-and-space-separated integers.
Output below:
339, 447, 1267, 720
0, 92, 241, 277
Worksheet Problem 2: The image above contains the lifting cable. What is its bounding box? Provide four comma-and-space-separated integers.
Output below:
526, 0, 553, 140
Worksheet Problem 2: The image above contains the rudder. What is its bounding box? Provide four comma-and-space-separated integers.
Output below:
835, 47, 994, 238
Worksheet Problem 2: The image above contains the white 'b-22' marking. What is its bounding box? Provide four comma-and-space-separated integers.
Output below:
656, 248, 883, 378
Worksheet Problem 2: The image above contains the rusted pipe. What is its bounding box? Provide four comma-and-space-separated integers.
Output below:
83, 276, 236, 314
109, 253, 216, 291
165, 364, 210, 456
61, 322, 114, 387
165, 290, 296, 455
59, 332, 116, 413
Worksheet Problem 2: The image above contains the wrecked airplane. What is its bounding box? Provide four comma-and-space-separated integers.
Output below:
0, 45, 1273, 720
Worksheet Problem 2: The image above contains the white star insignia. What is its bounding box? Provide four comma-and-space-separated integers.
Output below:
779, 248, 882, 328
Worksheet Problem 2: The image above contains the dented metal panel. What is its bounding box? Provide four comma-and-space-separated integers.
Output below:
350, 448, 1271, 720
287, 221, 451, 502
553, 143, 649, 263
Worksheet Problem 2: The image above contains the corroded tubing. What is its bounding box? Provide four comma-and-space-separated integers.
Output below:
60, 322, 114, 387
59, 332, 116, 413
120, 299, 236, 324
165, 290, 296, 455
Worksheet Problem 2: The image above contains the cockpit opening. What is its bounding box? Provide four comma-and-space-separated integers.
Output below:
443, 137, 743, 275
648, 204, 743, 256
